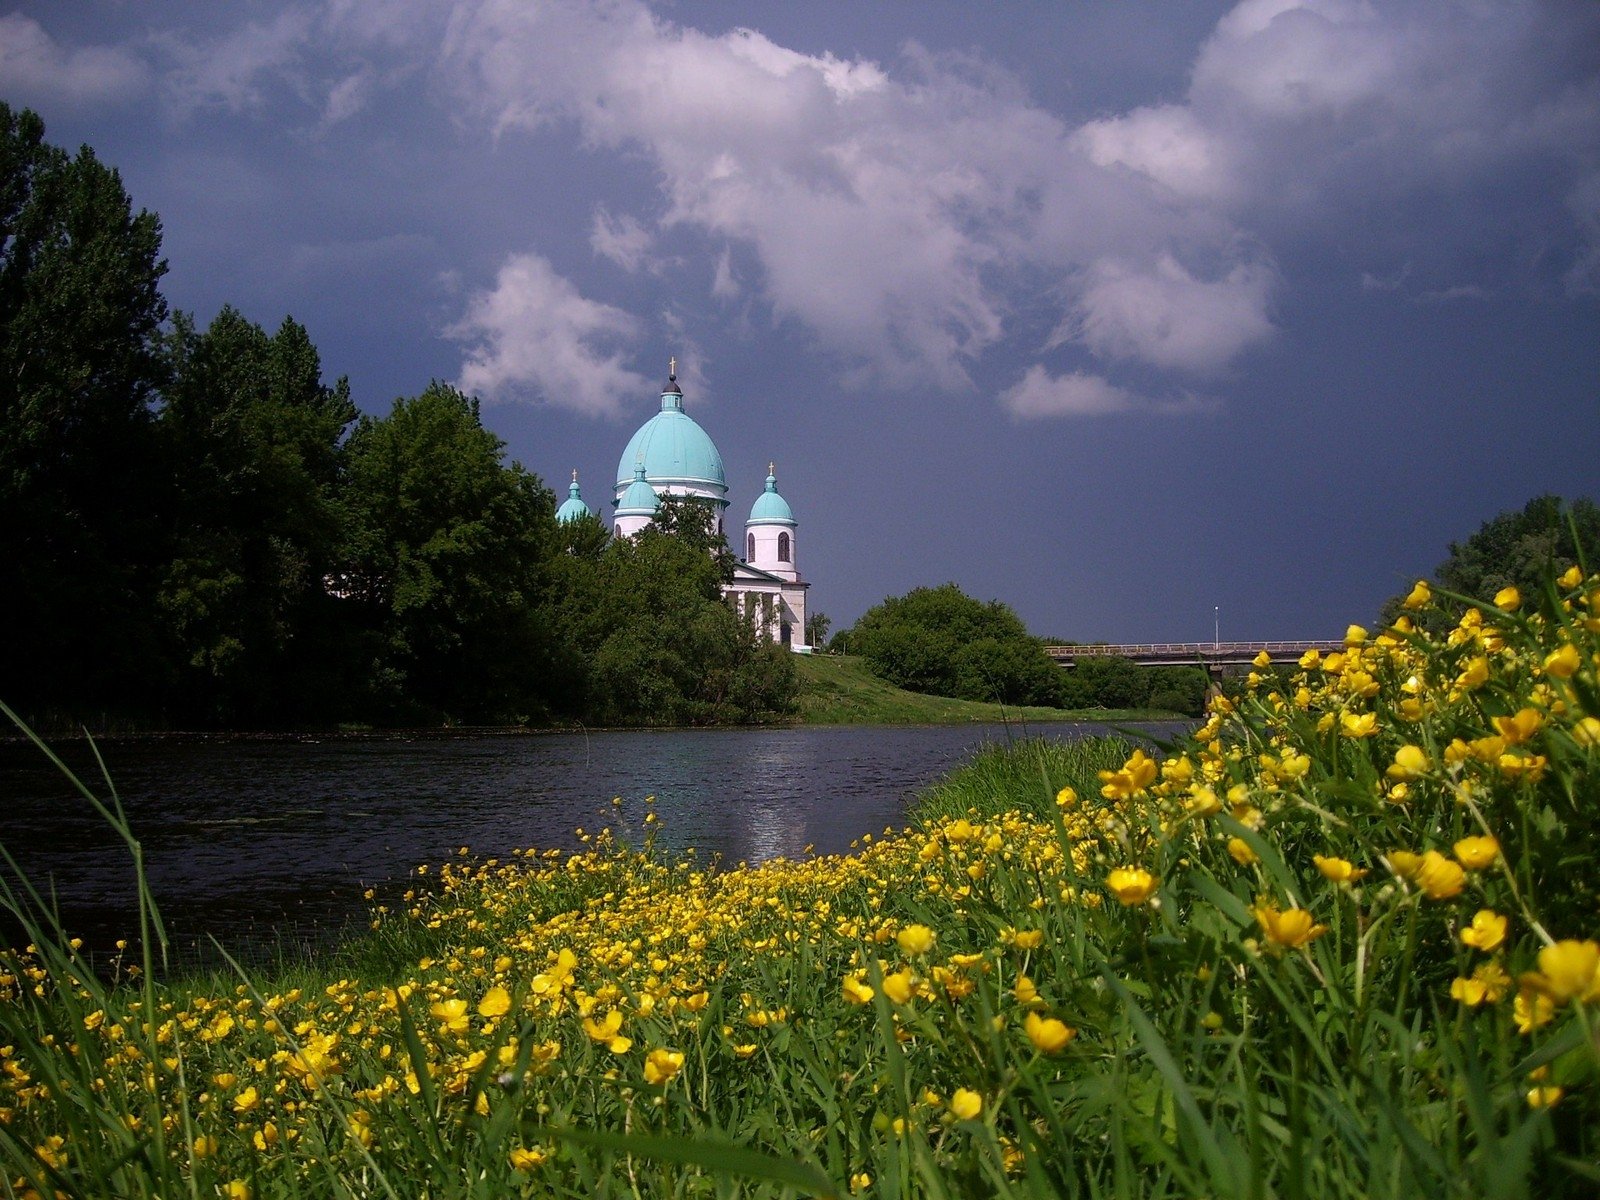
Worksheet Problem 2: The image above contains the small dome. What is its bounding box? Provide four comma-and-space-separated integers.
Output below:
615, 462, 660, 517
555, 470, 592, 524
747, 465, 795, 526
616, 377, 726, 496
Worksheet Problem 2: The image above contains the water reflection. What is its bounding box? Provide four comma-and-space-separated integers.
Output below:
1, 722, 1183, 960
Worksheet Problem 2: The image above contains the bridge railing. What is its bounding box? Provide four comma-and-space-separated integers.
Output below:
1044, 640, 1343, 661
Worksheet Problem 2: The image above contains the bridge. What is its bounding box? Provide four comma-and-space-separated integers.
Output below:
1045, 640, 1344, 672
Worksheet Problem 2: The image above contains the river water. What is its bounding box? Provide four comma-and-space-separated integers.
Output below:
1, 722, 1180, 964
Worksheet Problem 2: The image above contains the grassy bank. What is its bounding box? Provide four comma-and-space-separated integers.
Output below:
794, 652, 1180, 724
4, 571, 1599, 1197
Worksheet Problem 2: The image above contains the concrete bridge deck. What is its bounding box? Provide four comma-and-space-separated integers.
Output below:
1045, 640, 1344, 669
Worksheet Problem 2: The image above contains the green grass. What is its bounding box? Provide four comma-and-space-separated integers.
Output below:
794, 653, 1181, 725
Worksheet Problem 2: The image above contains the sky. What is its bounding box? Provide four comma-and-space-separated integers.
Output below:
4, 0, 1598, 643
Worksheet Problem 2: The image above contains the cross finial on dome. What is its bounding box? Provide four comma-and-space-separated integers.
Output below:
572, 468, 579, 483
768, 461, 776, 476
669, 355, 677, 380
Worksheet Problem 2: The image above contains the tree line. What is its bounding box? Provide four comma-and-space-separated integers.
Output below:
0, 104, 795, 729
833, 583, 1210, 716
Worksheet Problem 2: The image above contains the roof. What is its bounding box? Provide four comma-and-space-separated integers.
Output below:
747, 468, 795, 526
616, 381, 726, 496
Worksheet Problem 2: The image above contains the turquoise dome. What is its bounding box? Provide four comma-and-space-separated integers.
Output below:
747, 468, 795, 526
555, 472, 591, 524
615, 381, 727, 498
615, 462, 660, 516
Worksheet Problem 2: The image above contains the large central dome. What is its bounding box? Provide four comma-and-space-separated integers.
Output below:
614, 378, 727, 500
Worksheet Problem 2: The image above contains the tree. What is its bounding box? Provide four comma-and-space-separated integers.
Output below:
805, 610, 832, 649
156, 308, 357, 722
339, 384, 561, 722
555, 494, 797, 725
1380, 494, 1600, 627
0, 104, 170, 716
845, 583, 1062, 705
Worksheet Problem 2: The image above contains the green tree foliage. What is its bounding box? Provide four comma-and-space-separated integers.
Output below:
846, 583, 1062, 705
1056, 655, 1148, 710
805, 610, 831, 650
551, 495, 797, 724
1380, 494, 1600, 627
339, 384, 561, 722
156, 308, 358, 722
1144, 665, 1210, 716
0, 104, 169, 714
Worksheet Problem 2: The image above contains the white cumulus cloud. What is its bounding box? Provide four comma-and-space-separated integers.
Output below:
0, 14, 149, 108
449, 251, 651, 416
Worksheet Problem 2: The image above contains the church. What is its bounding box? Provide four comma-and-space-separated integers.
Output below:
554, 362, 812, 652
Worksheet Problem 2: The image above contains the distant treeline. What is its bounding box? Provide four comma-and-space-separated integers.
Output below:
833, 584, 1210, 715
1, 103, 795, 730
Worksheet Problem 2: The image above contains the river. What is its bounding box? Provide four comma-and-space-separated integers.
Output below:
1, 721, 1181, 965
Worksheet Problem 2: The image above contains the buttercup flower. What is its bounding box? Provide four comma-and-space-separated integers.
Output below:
948, 1088, 983, 1120
896, 924, 936, 956
1452, 837, 1499, 871
643, 1048, 685, 1086
1105, 867, 1158, 906
1254, 903, 1328, 949
1459, 909, 1507, 952
1531, 940, 1600, 1004
1023, 1012, 1076, 1054
1313, 855, 1367, 883
1414, 851, 1467, 900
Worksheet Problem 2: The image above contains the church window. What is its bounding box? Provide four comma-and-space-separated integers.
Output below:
778, 532, 790, 562
747, 533, 755, 560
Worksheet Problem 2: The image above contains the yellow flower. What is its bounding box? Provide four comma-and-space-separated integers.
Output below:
1055, 786, 1078, 808
1385, 744, 1430, 781
1514, 987, 1556, 1033
1098, 749, 1159, 800
1575, 716, 1600, 748
1451, 961, 1511, 1006
233, 1086, 259, 1113
1011, 929, 1043, 950
1402, 580, 1431, 609
1339, 712, 1378, 739
896, 924, 936, 956
949, 1088, 983, 1120
430, 998, 469, 1033
477, 986, 511, 1018
1455, 657, 1490, 690
1227, 837, 1258, 866
1543, 643, 1581, 678
643, 1048, 685, 1086
1497, 752, 1547, 782
881, 969, 916, 1005
1532, 940, 1600, 1004
582, 1009, 632, 1053
1386, 850, 1423, 881
1460, 909, 1507, 952
1526, 1085, 1563, 1109
1494, 585, 1521, 611
1253, 904, 1328, 949
1452, 836, 1499, 871
841, 973, 875, 1005
509, 1146, 548, 1171
224, 1182, 251, 1200
1313, 855, 1367, 883
1023, 1011, 1076, 1054
1105, 867, 1158, 906
1414, 851, 1466, 900
1492, 708, 1543, 745
1344, 624, 1368, 646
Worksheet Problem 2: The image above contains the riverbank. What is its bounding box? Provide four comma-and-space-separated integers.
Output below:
793, 652, 1185, 724
3, 575, 1597, 1196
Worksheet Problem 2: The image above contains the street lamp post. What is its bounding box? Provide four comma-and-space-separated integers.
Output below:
1214, 606, 1219, 651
